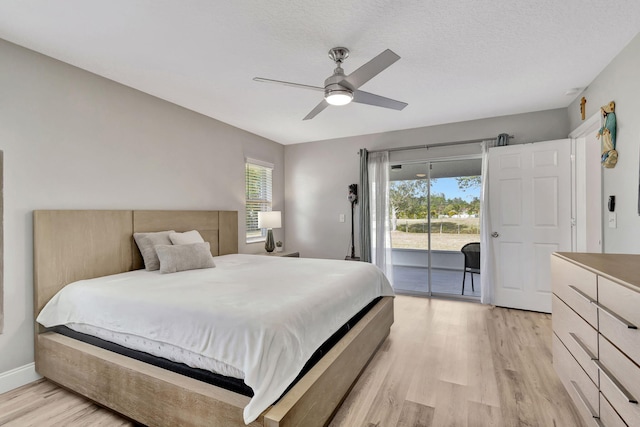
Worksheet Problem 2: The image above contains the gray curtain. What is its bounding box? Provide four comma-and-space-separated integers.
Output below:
359, 149, 371, 262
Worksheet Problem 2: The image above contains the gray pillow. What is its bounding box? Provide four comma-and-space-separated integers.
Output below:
133, 230, 175, 271
156, 242, 216, 274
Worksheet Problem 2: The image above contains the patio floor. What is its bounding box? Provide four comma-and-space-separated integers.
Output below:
392, 266, 481, 298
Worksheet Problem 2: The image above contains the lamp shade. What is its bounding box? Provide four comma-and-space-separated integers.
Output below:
258, 211, 281, 229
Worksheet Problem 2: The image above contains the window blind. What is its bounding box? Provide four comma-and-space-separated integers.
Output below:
245, 159, 273, 242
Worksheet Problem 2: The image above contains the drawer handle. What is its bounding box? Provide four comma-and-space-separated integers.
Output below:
569, 333, 597, 360
570, 380, 602, 423
569, 285, 596, 304
592, 359, 638, 404
590, 301, 638, 329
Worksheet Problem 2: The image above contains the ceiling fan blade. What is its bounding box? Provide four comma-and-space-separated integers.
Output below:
342, 49, 400, 90
352, 90, 408, 111
303, 100, 330, 120
253, 77, 324, 92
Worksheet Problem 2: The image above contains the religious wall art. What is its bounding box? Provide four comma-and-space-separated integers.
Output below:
596, 101, 618, 168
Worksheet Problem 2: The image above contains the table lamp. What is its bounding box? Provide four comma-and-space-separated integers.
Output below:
258, 211, 281, 253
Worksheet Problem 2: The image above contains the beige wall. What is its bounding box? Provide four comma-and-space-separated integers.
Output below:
284, 109, 569, 260
0, 39, 284, 373
568, 33, 640, 254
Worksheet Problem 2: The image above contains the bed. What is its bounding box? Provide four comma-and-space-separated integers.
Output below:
33, 210, 394, 427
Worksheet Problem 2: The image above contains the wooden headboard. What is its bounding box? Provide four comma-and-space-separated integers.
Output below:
33, 210, 238, 318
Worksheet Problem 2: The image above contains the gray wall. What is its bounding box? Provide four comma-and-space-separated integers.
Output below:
284, 109, 569, 260
0, 39, 284, 373
284, 33, 640, 261
568, 33, 640, 254
4, 29, 638, 382
0, 151, 3, 334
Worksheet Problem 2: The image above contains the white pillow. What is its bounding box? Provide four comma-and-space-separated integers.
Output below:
156, 242, 216, 274
169, 230, 205, 245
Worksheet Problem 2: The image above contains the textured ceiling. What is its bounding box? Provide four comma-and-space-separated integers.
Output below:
1, 1, 639, 145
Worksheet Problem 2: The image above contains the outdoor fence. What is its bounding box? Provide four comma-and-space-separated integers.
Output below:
394, 218, 480, 235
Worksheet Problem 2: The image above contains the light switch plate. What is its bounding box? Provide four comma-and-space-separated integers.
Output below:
608, 212, 617, 228
339, 214, 345, 223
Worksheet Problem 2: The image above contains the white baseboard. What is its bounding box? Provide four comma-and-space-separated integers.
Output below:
0, 363, 42, 395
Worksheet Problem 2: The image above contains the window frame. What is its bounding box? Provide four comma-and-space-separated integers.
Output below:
245, 158, 274, 243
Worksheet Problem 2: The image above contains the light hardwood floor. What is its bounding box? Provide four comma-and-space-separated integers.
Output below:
0, 296, 584, 427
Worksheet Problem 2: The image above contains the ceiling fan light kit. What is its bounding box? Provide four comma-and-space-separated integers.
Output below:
254, 46, 408, 120
325, 89, 353, 106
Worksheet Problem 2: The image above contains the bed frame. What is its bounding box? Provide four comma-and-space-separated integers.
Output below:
33, 210, 394, 427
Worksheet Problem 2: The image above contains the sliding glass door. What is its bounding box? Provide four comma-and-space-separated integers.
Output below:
390, 162, 430, 294
390, 157, 482, 298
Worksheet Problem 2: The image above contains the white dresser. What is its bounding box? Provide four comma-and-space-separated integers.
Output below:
552, 253, 640, 427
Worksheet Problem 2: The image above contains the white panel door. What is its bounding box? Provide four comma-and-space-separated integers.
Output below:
489, 139, 571, 312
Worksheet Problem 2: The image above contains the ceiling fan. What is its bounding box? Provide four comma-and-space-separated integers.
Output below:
253, 47, 408, 120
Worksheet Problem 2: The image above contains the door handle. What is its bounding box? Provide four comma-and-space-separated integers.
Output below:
569, 333, 597, 360
570, 381, 603, 425
569, 285, 597, 304
593, 359, 638, 404
491, 232, 499, 238
591, 301, 638, 329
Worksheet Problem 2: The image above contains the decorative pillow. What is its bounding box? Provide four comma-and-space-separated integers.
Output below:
156, 242, 216, 274
169, 230, 205, 245
133, 230, 175, 271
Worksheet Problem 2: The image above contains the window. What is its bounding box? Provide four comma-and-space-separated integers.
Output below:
245, 158, 273, 243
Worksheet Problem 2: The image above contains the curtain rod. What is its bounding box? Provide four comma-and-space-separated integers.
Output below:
364, 135, 514, 154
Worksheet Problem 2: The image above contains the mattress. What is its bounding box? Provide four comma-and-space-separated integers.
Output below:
53, 296, 382, 399
37, 254, 394, 423
65, 322, 244, 378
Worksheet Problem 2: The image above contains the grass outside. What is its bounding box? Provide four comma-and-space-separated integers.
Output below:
391, 218, 480, 251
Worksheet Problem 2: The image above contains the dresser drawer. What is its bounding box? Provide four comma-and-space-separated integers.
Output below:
551, 256, 598, 328
553, 334, 599, 424
598, 335, 640, 426
552, 295, 598, 384
598, 277, 640, 366
600, 393, 627, 427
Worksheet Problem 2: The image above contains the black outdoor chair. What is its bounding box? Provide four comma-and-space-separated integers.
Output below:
461, 242, 480, 295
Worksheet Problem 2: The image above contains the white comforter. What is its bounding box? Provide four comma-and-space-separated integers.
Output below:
37, 254, 394, 423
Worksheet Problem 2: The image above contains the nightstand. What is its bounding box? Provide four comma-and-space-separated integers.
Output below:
262, 251, 300, 258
